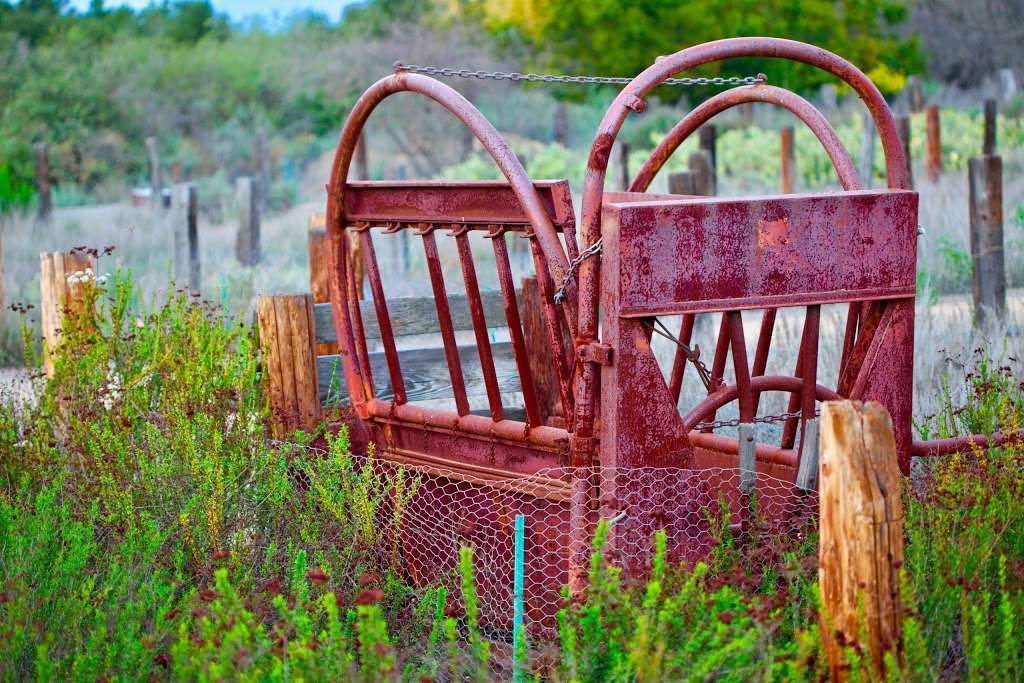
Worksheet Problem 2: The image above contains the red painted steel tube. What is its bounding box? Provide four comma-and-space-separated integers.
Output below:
728, 311, 755, 423
359, 229, 408, 405
453, 228, 505, 421
795, 304, 820, 469
689, 431, 797, 467
840, 300, 862, 377
364, 398, 568, 451
912, 430, 1024, 457
530, 239, 575, 423
419, 227, 471, 416
751, 309, 777, 413
575, 37, 908, 468
631, 84, 861, 192
681, 375, 842, 433
703, 314, 731, 432
668, 314, 696, 404
490, 228, 543, 427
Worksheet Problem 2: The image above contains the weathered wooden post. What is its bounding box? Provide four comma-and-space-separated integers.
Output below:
183, 184, 200, 290
617, 142, 630, 192
907, 75, 924, 113
39, 251, 94, 377
256, 293, 321, 437
554, 101, 569, 147
255, 127, 271, 212
819, 400, 904, 680
925, 105, 942, 182
897, 115, 913, 190
968, 154, 1006, 327
689, 151, 714, 197
34, 142, 51, 222
780, 126, 795, 193
668, 149, 715, 197
668, 171, 697, 195
859, 110, 876, 188
698, 125, 717, 194
236, 176, 260, 266
145, 136, 161, 205
983, 99, 997, 156
354, 132, 369, 181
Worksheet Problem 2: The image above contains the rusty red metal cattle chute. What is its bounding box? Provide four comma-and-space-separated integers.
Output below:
322, 36, 986, 632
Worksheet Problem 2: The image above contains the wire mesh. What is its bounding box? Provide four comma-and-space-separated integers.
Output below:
320, 456, 819, 678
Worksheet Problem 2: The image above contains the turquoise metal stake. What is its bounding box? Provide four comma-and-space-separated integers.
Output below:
512, 514, 525, 682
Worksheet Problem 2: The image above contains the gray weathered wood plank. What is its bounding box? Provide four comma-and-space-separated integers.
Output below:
313, 290, 513, 343
318, 341, 520, 407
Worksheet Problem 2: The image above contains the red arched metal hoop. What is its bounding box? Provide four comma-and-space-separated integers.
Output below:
324, 72, 576, 412
570, 38, 908, 465
630, 84, 861, 193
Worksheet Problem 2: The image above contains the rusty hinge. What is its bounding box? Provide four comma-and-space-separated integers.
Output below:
578, 342, 613, 366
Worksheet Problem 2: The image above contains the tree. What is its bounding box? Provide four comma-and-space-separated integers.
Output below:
504, 0, 923, 98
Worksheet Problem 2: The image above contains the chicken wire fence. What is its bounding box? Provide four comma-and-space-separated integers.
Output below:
280, 449, 819, 680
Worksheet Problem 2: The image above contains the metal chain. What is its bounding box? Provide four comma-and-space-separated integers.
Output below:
553, 238, 602, 305
694, 410, 819, 432
642, 317, 717, 392
395, 63, 766, 87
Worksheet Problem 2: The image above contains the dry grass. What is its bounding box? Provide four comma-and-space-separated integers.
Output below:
2, 140, 1022, 423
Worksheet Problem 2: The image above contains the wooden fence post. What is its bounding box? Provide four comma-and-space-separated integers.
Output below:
354, 132, 369, 181
907, 76, 924, 113
618, 142, 630, 191
255, 127, 271, 212
983, 99, 997, 156
34, 142, 51, 222
897, 116, 913, 190
554, 101, 569, 147
145, 137, 161, 205
256, 293, 321, 437
925, 106, 942, 182
668, 172, 697, 195
968, 154, 1005, 328
39, 251, 94, 377
698, 125, 717, 194
780, 126, 795, 193
180, 184, 200, 290
859, 110, 876, 188
689, 151, 714, 197
819, 400, 904, 680
236, 176, 260, 266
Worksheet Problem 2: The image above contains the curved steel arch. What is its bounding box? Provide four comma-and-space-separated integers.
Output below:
571, 37, 908, 465
324, 71, 576, 411
630, 84, 861, 193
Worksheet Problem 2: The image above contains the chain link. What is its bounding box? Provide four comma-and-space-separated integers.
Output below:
642, 317, 717, 392
694, 410, 818, 432
395, 63, 766, 87
553, 238, 602, 305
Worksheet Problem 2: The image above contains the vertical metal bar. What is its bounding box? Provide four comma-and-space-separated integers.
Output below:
750, 308, 776, 414
453, 228, 504, 421
347, 231, 375, 397
563, 224, 580, 262
490, 229, 542, 427
512, 513, 525, 683
738, 423, 757, 529
795, 417, 820, 491
530, 238, 574, 423
359, 229, 407, 404
780, 349, 805, 449
668, 314, 696, 404
840, 301, 861, 377
790, 305, 821, 463
729, 311, 755, 423
702, 314, 731, 433
419, 227, 470, 415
